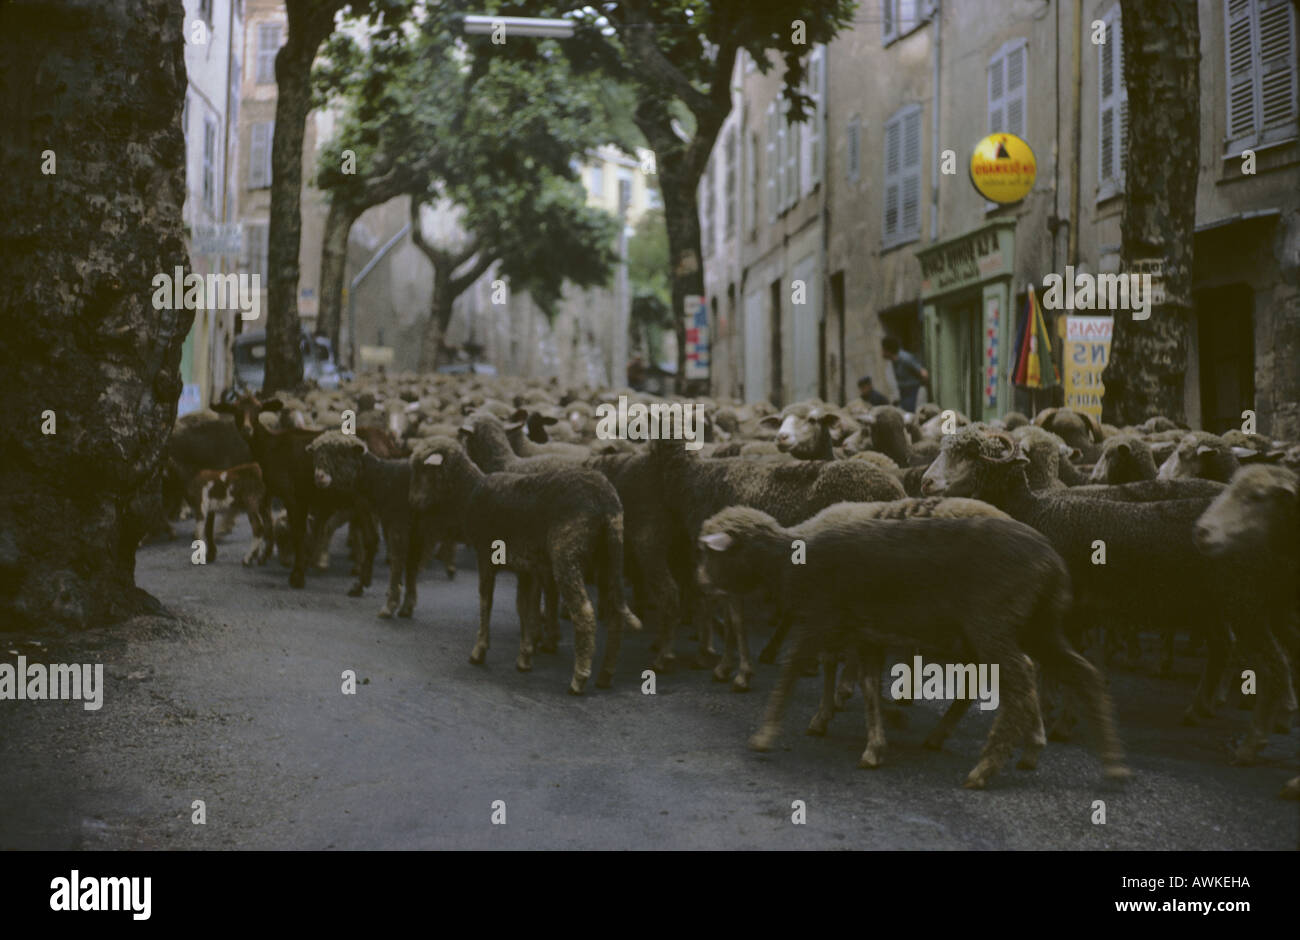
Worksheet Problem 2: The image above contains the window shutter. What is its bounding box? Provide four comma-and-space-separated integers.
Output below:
777, 103, 787, 211
786, 101, 800, 209
257, 24, 281, 85
249, 121, 269, 188
882, 0, 895, 43
988, 54, 1005, 132
883, 114, 901, 241
1117, 17, 1128, 178
1099, 17, 1115, 182
1257, 0, 1297, 132
1006, 43, 1027, 137
1225, 0, 1257, 141
900, 0, 918, 33
766, 103, 777, 222
847, 116, 860, 182
804, 47, 823, 194
901, 107, 921, 237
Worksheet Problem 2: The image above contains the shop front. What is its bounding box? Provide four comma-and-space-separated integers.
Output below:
916, 220, 1017, 421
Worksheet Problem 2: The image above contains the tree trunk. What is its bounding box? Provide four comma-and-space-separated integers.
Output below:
418, 269, 453, 372
0, 0, 189, 630
659, 163, 706, 397
316, 199, 358, 362
1101, 0, 1200, 427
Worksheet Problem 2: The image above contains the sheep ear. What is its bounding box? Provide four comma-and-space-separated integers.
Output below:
542, 416, 558, 426
504, 422, 524, 432
259, 399, 284, 413
818, 412, 841, 429
423, 452, 444, 466
1229, 446, 1255, 459
758, 415, 782, 429
699, 532, 734, 552
1197, 444, 1217, 456
1033, 407, 1057, 428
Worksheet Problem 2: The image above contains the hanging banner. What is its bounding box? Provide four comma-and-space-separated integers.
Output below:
684, 294, 709, 380
1064, 316, 1113, 417
969, 133, 1037, 204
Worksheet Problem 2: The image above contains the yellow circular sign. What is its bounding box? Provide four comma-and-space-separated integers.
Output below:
969, 133, 1037, 204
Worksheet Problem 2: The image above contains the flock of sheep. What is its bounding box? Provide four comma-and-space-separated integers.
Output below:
158, 374, 1300, 796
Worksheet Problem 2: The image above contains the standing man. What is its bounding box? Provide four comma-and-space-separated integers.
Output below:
881, 336, 929, 412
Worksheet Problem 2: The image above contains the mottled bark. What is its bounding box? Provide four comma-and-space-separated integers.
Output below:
1101, 0, 1200, 427
0, 0, 189, 630
263, 1, 345, 394
316, 200, 359, 359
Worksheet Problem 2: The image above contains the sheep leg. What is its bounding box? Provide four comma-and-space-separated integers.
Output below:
539, 577, 559, 653
964, 648, 1034, 790
1036, 636, 1129, 780
287, 499, 308, 588
650, 561, 681, 671
242, 494, 266, 567
834, 651, 858, 709
1231, 627, 1286, 765
730, 597, 754, 692
711, 600, 737, 683
347, 512, 378, 596
314, 510, 347, 570
558, 568, 597, 696
806, 652, 838, 736
397, 526, 421, 618
1016, 656, 1048, 770
749, 625, 815, 752
759, 608, 792, 664
1185, 623, 1231, 725
857, 645, 887, 768
435, 539, 457, 580
923, 698, 973, 751
515, 572, 537, 673
378, 523, 406, 618
470, 566, 495, 665
202, 508, 218, 563
1158, 628, 1176, 678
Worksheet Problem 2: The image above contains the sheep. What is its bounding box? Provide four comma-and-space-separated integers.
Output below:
647, 436, 905, 690
1194, 464, 1300, 770
1010, 426, 1070, 491
504, 409, 589, 460
1033, 407, 1106, 462
306, 432, 434, 618
696, 506, 1128, 788
1089, 434, 1159, 484
763, 403, 842, 461
858, 405, 915, 467
920, 428, 1277, 743
408, 437, 642, 694
1156, 431, 1242, 483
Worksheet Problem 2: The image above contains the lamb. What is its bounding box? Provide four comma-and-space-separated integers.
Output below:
307, 432, 433, 618
1156, 431, 1242, 483
212, 393, 328, 588
162, 409, 253, 534
696, 506, 1127, 788
1194, 464, 1300, 774
408, 437, 642, 694
1089, 433, 1159, 484
504, 409, 589, 460
921, 428, 1281, 753
763, 404, 842, 461
182, 462, 271, 566
648, 436, 905, 690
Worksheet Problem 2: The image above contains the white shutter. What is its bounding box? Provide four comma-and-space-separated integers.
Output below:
1117, 18, 1128, 178
801, 47, 823, 195
776, 103, 787, 212
881, 0, 895, 44
1225, 0, 1257, 143
883, 113, 901, 242
785, 100, 800, 209
988, 53, 1005, 132
901, 107, 922, 237
899, 0, 918, 33
1098, 9, 1126, 188
1006, 43, 1027, 137
766, 103, 777, 222
249, 121, 272, 188
847, 116, 860, 182
811, 46, 824, 188
1257, 0, 1298, 133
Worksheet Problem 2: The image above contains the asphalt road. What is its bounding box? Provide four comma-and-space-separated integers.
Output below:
1, 519, 1297, 850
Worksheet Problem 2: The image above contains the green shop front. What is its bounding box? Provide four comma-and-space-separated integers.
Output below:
916, 219, 1017, 422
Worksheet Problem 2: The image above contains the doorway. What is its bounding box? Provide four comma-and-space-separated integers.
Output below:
1195, 284, 1254, 434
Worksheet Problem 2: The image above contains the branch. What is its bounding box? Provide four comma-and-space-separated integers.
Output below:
450, 249, 495, 298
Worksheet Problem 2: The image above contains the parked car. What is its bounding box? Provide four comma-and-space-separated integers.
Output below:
232, 329, 350, 392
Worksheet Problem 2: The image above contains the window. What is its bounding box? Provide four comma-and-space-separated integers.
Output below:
724, 126, 737, 238
883, 105, 922, 247
245, 223, 268, 278
800, 45, 824, 197
1098, 7, 1128, 196
647, 186, 662, 209
765, 102, 777, 222
202, 116, 217, 212
988, 39, 1028, 138
248, 120, 273, 188
229, 55, 240, 127
256, 23, 282, 85
198, 0, 213, 26
882, 0, 921, 45
846, 116, 861, 182
784, 99, 800, 209
589, 163, 604, 198
617, 169, 632, 215
1224, 0, 1298, 155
